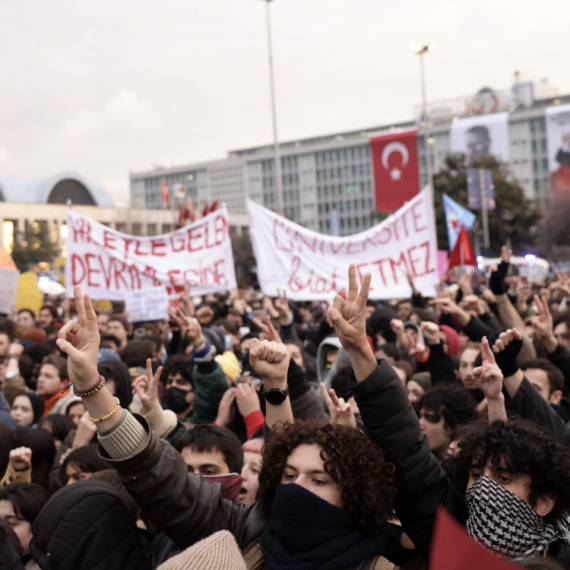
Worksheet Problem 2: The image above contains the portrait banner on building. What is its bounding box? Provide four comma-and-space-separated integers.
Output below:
370, 128, 420, 212
546, 103, 570, 195
450, 112, 509, 161
65, 207, 237, 300
247, 187, 438, 301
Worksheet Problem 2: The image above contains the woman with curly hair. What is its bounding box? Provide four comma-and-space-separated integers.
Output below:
51, 283, 401, 569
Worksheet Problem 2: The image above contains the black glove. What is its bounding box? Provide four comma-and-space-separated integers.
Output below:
489, 261, 510, 295
489, 329, 522, 378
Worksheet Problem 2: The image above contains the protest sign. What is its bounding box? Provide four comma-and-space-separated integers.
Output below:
65, 207, 237, 300
0, 268, 21, 315
247, 186, 439, 301
124, 286, 169, 323
16, 272, 43, 315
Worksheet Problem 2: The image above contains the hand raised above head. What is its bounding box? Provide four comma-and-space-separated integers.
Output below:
56, 285, 100, 391
473, 337, 504, 401
327, 264, 371, 353
132, 358, 163, 412
248, 338, 290, 389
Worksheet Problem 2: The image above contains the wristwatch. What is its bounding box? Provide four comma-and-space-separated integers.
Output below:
260, 384, 289, 405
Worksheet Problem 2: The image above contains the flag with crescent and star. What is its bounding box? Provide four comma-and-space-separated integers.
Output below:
443, 194, 476, 250
370, 128, 420, 212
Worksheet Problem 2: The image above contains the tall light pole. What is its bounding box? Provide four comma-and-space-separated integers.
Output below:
411, 44, 435, 203
260, 0, 284, 216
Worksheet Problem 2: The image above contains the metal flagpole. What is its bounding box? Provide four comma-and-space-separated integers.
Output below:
479, 168, 490, 250
264, 0, 284, 216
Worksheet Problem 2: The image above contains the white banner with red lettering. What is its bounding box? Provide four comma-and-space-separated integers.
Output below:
66, 208, 237, 300
247, 187, 438, 301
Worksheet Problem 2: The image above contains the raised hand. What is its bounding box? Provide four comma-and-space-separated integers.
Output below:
169, 308, 204, 345
501, 245, 513, 264
274, 289, 291, 325
252, 315, 282, 344
390, 318, 409, 350
215, 387, 237, 427
248, 338, 290, 389
56, 285, 100, 391
421, 321, 441, 346
473, 337, 504, 400
430, 297, 460, 315
132, 358, 163, 412
491, 328, 523, 379
72, 411, 98, 450
327, 264, 371, 353
9, 447, 32, 472
235, 382, 261, 418
320, 383, 357, 428
530, 295, 557, 352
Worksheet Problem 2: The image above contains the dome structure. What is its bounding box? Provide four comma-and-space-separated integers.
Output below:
0, 172, 114, 207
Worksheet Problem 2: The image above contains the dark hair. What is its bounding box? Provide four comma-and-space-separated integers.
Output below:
97, 361, 133, 408
107, 315, 129, 332
419, 385, 477, 439
516, 557, 566, 569
0, 483, 48, 524
409, 308, 439, 323
175, 425, 243, 474
39, 306, 58, 322
100, 334, 121, 350
38, 414, 76, 445
14, 427, 56, 489
258, 421, 396, 535
330, 364, 353, 400
40, 355, 69, 382
18, 309, 36, 320
451, 418, 570, 520
60, 444, 113, 484
119, 340, 154, 368
160, 355, 194, 388
0, 423, 17, 475
521, 359, 564, 395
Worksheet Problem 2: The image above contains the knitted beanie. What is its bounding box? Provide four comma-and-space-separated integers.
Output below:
157, 530, 247, 570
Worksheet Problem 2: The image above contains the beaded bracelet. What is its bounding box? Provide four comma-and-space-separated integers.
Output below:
89, 398, 121, 423
74, 375, 106, 398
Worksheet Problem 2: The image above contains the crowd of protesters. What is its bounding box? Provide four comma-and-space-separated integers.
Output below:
2, 249, 570, 569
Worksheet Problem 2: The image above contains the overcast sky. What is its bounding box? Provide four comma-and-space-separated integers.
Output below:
1, 0, 568, 207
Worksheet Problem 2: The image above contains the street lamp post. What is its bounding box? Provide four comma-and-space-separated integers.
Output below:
411, 44, 435, 204
260, 0, 284, 216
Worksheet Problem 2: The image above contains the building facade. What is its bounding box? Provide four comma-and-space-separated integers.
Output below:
130, 81, 570, 237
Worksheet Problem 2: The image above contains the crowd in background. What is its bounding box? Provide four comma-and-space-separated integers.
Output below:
2, 250, 570, 569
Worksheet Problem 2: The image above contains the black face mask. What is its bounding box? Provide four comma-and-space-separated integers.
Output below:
163, 387, 192, 414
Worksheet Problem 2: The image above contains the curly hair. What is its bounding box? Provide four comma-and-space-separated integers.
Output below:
257, 421, 396, 535
450, 418, 570, 520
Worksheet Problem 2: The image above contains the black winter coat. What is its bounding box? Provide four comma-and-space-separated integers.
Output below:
30, 479, 151, 570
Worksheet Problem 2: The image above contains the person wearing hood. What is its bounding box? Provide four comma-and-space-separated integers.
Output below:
10, 394, 44, 428
30, 479, 151, 570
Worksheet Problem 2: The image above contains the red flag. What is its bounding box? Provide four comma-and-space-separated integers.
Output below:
161, 178, 170, 206
431, 508, 520, 570
370, 128, 420, 212
448, 224, 476, 270
210, 200, 219, 213
202, 202, 210, 218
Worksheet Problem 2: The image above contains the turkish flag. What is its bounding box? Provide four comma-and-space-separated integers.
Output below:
448, 224, 477, 270
370, 128, 420, 212
161, 178, 170, 206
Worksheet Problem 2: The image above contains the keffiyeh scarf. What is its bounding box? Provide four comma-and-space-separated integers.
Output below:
466, 476, 570, 558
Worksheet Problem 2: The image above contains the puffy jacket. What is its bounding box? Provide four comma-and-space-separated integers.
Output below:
30, 479, 151, 570
350, 360, 466, 560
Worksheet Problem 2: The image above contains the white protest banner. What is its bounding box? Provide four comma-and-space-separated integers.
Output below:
125, 286, 169, 323
0, 268, 21, 315
247, 186, 438, 301
66, 208, 237, 300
